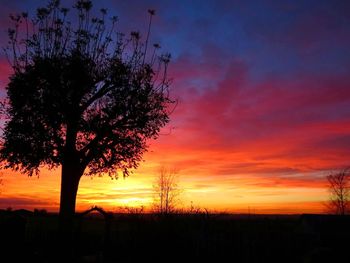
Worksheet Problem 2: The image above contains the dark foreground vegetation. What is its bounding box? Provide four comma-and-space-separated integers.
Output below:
1, 209, 349, 263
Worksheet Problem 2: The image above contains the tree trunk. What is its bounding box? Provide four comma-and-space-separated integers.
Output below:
59, 121, 81, 220
59, 163, 82, 221
60, 164, 82, 218
57, 120, 85, 262
57, 121, 83, 259
58, 162, 84, 260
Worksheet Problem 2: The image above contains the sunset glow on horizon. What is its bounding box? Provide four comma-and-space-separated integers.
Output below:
1, 0, 350, 214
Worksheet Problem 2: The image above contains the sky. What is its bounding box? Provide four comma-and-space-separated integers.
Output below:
0, 0, 350, 214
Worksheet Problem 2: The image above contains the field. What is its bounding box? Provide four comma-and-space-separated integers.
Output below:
1, 210, 349, 262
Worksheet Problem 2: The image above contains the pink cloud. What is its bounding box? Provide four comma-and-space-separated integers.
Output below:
0, 58, 13, 90
151, 59, 350, 179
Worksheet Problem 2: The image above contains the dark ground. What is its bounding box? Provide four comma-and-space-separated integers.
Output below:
0, 210, 349, 263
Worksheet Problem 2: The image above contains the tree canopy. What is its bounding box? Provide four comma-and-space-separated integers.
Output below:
0, 0, 173, 179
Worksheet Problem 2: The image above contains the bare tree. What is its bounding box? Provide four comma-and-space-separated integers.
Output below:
153, 167, 181, 215
326, 168, 350, 215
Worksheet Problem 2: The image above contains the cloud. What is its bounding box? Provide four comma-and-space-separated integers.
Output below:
78, 188, 153, 200
149, 57, 350, 179
0, 196, 58, 210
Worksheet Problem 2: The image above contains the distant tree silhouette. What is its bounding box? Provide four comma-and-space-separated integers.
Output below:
326, 168, 350, 215
153, 167, 181, 214
0, 0, 173, 233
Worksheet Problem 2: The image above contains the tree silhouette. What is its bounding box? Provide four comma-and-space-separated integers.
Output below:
326, 168, 350, 215
153, 167, 181, 215
0, 0, 172, 227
